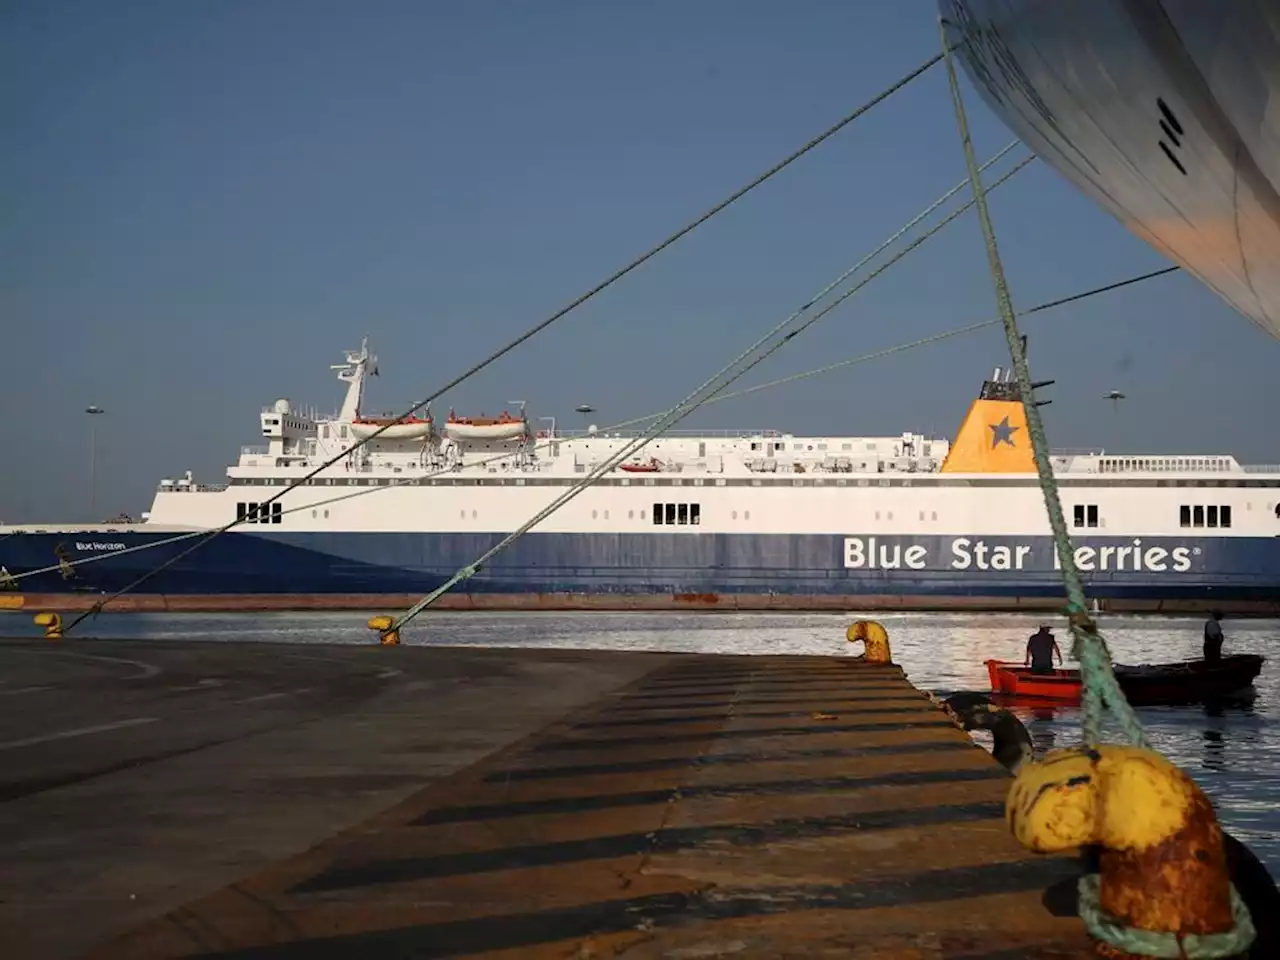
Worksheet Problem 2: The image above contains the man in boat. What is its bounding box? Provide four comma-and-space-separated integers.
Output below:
1203, 610, 1225, 663
1025, 624, 1063, 674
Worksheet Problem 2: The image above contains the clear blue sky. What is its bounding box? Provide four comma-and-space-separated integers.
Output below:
3, 0, 1277, 522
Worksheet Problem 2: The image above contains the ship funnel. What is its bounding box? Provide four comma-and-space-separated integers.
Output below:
939, 377, 1038, 474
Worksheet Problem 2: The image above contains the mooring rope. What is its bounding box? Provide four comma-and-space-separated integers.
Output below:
939, 20, 1252, 959
382, 152, 1035, 636
8, 264, 1178, 592
55, 52, 949, 634
938, 21, 1143, 749
7, 143, 1024, 594
608, 265, 1180, 430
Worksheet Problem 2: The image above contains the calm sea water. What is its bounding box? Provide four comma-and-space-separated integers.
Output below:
5, 609, 1278, 870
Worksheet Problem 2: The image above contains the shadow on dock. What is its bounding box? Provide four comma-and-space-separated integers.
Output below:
57, 649, 1091, 959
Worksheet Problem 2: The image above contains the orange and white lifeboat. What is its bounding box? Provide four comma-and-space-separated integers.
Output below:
444, 409, 528, 442
349, 413, 434, 441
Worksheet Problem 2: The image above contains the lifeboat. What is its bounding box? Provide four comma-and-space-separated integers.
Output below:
443, 409, 528, 442
985, 654, 1265, 706
619, 458, 663, 473
349, 413, 433, 441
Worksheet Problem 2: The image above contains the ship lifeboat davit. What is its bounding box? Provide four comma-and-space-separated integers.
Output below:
350, 414, 434, 441
444, 409, 528, 442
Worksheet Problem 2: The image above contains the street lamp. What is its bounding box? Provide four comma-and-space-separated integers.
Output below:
86, 405, 105, 520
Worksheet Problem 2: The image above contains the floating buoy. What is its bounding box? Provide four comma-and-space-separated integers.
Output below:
33, 611, 62, 640
1007, 744, 1257, 957
846, 620, 891, 663
367, 615, 400, 646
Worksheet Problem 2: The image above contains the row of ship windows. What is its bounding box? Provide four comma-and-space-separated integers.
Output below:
457, 503, 729, 523
652, 502, 702, 526
241, 500, 1265, 529
1180, 504, 1233, 529
1072, 503, 1239, 529
237, 502, 283, 524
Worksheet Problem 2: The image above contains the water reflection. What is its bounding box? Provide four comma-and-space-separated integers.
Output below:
1203, 701, 1228, 772
1026, 706, 1059, 756
3, 608, 1277, 871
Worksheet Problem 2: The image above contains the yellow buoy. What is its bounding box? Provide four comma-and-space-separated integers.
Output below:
367, 614, 400, 646
33, 611, 63, 640
846, 619, 891, 663
1007, 744, 1245, 947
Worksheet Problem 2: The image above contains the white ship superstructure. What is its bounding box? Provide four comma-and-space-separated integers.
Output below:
3, 340, 1279, 610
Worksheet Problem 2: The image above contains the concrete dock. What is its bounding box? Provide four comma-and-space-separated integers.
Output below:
0, 637, 1093, 958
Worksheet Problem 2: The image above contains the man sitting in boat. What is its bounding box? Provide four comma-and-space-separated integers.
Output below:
1204, 610, 1225, 663
1024, 624, 1063, 675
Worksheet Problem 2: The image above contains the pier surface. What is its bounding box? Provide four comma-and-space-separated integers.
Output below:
0, 638, 1092, 958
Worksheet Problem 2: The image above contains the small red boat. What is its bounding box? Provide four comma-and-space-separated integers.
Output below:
985, 660, 1083, 702
619, 458, 663, 473
985, 654, 1265, 707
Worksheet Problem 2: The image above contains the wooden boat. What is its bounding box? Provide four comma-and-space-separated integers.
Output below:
985, 655, 1265, 706
985, 660, 1082, 702
1113, 655, 1265, 706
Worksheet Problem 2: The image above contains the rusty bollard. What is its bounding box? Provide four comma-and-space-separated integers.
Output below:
846, 619, 892, 664
1007, 744, 1255, 958
366, 615, 401, 646
33, 611, 63, 640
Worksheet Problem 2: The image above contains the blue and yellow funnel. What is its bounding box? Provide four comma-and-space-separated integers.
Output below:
939, 372, 1040, 473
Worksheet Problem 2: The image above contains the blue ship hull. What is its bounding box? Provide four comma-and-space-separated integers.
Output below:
2, 531, 1278, 610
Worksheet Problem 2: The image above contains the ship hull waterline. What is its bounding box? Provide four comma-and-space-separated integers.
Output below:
2, 530, 1278, 615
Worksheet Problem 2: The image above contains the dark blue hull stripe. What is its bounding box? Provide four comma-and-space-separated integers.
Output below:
3, 531, 1279, 601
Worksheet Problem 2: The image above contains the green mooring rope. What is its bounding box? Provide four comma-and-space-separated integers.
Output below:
939, 20, 1254, 960
1077, 875, 1256, 959
937, 18, 1143, 750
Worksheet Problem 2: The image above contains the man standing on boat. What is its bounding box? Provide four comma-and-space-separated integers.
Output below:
1025, 624, 1063, 674
1204, 610, 1225, 663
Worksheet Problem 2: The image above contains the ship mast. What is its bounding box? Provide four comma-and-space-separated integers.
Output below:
331, 337, 374, 422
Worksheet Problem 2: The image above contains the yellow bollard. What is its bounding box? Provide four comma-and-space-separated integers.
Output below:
33, 611, 63, 640
845, 619, 891, 663
367, 615, 400, 646
1006, 744, 1254, 958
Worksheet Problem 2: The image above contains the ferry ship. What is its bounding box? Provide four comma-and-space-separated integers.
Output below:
2, 340, 1278, 613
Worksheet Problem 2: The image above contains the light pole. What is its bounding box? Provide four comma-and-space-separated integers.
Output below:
86, 405, 104, 519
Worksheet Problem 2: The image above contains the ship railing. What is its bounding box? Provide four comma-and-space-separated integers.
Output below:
1241, 464, 1280, 473
241, 445, 270, 455
1050, 447, 1105, 456
156, 482, 228, 493
555, 427, 784, 439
